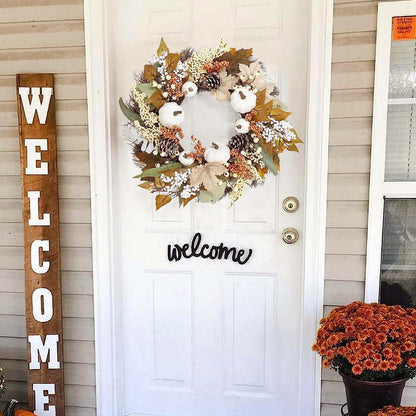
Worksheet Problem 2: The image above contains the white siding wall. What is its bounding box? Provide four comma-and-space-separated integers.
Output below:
0, 1, 96, 415
322, 0, 416, 414
322, 1, 375, 415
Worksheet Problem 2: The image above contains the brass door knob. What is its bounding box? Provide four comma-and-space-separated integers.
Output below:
281, 227, 299, 244
282, 196, 299, 213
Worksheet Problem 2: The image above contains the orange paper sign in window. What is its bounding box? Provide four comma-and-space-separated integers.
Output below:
393, 16, 416, 41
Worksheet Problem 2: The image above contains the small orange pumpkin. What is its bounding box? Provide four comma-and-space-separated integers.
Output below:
1, 400, 35, 416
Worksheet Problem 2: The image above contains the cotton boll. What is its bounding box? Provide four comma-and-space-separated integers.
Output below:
230, 87, 257, 114
234, 118, 250, 134
159, 102, 185, 128
182, 81, 198, 98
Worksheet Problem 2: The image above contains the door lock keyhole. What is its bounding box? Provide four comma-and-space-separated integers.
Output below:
282, 196, 299, 213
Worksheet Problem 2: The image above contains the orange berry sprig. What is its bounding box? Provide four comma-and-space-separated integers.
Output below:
228, 149, 254, 180
187, 136, 206, 164
160, 126, 184, 143
203, 61, 229, 74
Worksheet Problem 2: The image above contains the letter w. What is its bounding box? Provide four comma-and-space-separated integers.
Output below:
18, 87, 53, 125
28, 334, 60, 370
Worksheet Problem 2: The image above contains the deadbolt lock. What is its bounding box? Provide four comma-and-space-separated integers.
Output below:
282, 196, 299, 213
281, 227, 299, 244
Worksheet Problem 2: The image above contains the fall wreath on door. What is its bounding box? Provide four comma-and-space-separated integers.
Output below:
119, 38, 301, 209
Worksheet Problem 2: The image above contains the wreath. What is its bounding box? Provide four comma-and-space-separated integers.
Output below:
119, 38, 301, 210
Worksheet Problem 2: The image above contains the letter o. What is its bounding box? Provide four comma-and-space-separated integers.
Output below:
32, 288, 53, 323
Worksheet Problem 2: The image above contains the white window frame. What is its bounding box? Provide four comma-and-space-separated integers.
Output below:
366, 0, 416, 302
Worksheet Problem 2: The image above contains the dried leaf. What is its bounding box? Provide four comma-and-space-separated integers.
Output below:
132, 141, 161, 170
286, 142, 299, 152
136, 83, 157, 98
199, 182, 226, 203
119, 98, 141, 123
157, 38, 169, 56
253, 100, 273, 122
182, 194, 197, 207
166, 53, 181, 71
147, 89, 165, 109
269, 106, 291, 121
210, 69, 238, 102
189, 163, 227, 193
215, 48, 253, 75
255, 89, 266, 106
258, 143, 279, 175
139, 181, 154, 190
155, 194, 172, 210
143, 65, 157, 82
135, 162, 183, 178
291, 128, 303, 144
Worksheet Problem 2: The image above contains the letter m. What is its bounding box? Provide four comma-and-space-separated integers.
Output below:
18, 87, 53, 125
28, 335, 60, 370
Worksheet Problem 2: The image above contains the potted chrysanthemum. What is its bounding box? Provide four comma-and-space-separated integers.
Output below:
313, 301, 416, 416
369, 406, 416, 416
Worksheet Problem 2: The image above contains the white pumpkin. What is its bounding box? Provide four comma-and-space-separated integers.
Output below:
159, 102, 184, 128
179, 150, 195, 166
234, 118, 250, 134
230, 87, 257, 114
204, 142, 230, 163
182, 81, 198, 98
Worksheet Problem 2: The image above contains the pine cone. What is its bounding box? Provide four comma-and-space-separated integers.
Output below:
199, 72, 221, 90
158, 139, 180, 158
228, 133, 252, 152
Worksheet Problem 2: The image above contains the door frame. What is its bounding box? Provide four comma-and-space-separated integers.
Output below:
83, 1, 333, 414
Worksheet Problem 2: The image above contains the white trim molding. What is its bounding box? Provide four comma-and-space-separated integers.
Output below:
84, 1, 333, 414
84, 0, 122, 414
365, 0, 416, 303
300, 0, 333, 414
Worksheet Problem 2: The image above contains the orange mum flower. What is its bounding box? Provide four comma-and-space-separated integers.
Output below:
352, 364, 364, 375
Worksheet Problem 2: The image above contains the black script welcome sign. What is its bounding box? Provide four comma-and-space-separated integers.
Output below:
167, 233, 253, 265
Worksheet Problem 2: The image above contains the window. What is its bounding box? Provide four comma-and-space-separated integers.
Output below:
366, 1, 416, 306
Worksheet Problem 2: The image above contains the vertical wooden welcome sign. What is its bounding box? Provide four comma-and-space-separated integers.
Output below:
16, 74, 65, 416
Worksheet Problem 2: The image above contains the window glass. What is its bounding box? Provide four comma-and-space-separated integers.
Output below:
380, 199, 416, 307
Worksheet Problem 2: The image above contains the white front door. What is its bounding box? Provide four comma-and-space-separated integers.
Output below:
107, 1, 309, 415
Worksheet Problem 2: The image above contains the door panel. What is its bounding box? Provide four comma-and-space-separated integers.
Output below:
108, 0, 309, 415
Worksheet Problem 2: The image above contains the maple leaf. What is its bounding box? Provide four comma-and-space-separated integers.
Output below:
210, 69, 238, 101
237, 61, 262, 82
255, 89, 266, 106
215, 48, 253, 76
157, 38, 169, 56
269, 106, 291, 121
253, 100, 273, 122
189, 163, 227, 193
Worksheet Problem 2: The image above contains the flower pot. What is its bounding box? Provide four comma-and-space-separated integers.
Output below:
341, 374, 407, 416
